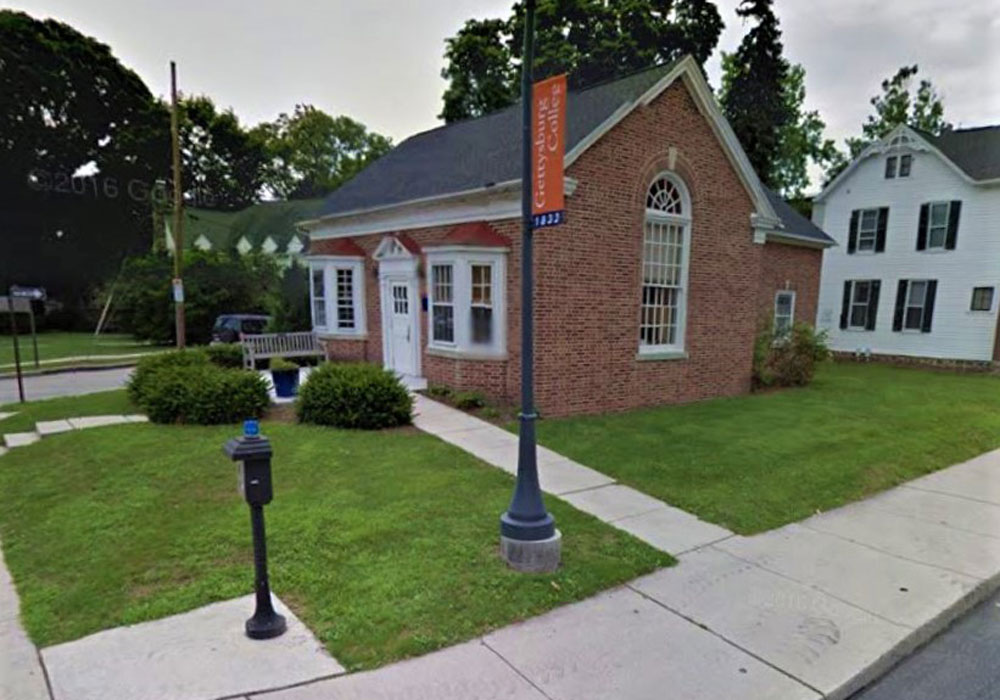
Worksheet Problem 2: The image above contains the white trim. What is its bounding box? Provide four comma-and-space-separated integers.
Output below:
309, 257, 366, 337
638, 173, 691, 356
378, 258, 421, 378
425, 249, 507, 358
774, 290, 796, 335
304, 178, 579, 241
762, 231, 832, 249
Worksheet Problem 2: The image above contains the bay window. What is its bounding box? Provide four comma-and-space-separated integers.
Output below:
426, 250, 506, 356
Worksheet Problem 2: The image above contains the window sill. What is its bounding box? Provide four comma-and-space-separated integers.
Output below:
316, 331, 368, 341
427, 346, 508, 361
843, 327, 873, 332
636, 349, 688, 361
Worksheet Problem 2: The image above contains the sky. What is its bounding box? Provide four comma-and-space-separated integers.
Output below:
6, 0, 1000, 186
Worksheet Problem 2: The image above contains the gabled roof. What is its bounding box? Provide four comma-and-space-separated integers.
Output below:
316, 62, 680, 219
180, 199, 322, 252
763, 189, 834, 246
917, 125, 1000, 181
306, 56, 835, 247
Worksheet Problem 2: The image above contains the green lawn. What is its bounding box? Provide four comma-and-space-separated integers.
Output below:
528, 363, 1000, 535
0, 420, 670, 671
0, 389, 135, 434
0, 331, 162, 368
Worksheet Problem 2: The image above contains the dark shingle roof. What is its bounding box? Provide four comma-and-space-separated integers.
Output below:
315, 59, 832, 247
763, 189, 834, 245
317, 62, 679, 217
184, 199, 323, 251
919, 126, 1000, 181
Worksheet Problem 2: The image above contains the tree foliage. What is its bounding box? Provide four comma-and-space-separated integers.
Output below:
825, 64, 950, 183
177, 95, 268, 210
259, 105, 393, 199
719, 0, 790, 190
0, 10, 168, 300
113, 251, 280, 344
771, 64, 838, 198
440, 0, 724, 122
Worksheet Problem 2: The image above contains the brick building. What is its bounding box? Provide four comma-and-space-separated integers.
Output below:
299, 57, 833, 417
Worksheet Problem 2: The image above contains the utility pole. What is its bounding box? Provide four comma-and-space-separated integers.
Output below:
170, 61, 186, 349
499, 0, 561, 573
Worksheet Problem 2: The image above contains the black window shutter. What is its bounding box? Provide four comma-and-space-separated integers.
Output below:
866, 280, 881, 330
875, 208, 889, 252
922, 281, 938, 333
916, 204, 929, 250
840, 281, 851, 329
945, 201, 962, 250
893, 280, 908, 331
848, 210, 859, 254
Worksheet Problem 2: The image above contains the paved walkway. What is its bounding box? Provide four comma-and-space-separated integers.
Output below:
0, 366, 133, 404
412, 395, 732, 554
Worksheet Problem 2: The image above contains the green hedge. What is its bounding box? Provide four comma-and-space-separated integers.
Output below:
127, 349, 210, 405
296, 363, 412, 429
138, 364, 269, 424
205, 344, 245, 369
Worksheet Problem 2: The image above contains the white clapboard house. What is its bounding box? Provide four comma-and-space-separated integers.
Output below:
812, 124, 1000, 362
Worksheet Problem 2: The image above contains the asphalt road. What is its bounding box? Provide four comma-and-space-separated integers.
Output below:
0, 366, 132, 404
852, 589, 1000, 699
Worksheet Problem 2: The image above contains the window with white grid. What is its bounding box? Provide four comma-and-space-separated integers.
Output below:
640, 174, 689, 354
431, 264, 454, 343
336, 268, 355, 330
311, 266, 327, 328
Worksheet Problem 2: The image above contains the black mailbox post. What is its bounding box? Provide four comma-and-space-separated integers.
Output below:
224, 420, 286, 640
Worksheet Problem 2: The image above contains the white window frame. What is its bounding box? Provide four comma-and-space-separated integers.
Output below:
639, 172, 691, 357
429, 263, 456, 346
856, 208, 880, 252
903, 279, 930, 331
309, 256, 366, 337
847, 280, 874, 330
925, 201, 951, 250
425, 248, 507, 358
774, 290, 796, 336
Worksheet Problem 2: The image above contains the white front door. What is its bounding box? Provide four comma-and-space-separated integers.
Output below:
387, 280, 415, 376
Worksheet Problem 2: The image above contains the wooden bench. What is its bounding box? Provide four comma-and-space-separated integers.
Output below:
240, 332, 325, 369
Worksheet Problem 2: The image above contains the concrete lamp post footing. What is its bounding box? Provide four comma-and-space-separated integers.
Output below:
501, 530, 562, 573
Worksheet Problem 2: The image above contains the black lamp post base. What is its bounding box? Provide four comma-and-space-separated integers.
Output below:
245, 611, 287, 640
500, 529, 562, 573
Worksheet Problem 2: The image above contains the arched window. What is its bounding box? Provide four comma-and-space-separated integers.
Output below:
640, 173, 691, 353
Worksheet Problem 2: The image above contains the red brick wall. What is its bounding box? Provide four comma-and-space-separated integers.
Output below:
757, 243, 822, 329
315, 79, 820, 416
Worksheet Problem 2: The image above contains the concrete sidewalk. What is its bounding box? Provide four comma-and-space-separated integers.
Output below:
412, 394, 732, 554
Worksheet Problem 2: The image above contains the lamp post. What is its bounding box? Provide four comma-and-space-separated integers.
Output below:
499, 0, 561, 573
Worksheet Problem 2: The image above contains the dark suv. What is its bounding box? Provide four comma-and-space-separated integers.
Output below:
211, 314, 271, 343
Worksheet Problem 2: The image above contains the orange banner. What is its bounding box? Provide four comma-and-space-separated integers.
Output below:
531, 74, 566, 227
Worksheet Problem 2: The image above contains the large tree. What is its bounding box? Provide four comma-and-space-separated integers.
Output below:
177, 95, 268, 210
440, 0, 724, 122
718, 0, 791, 190
258, 105, 392, 199
825, 64, 950, 183
0, 10, 168, 304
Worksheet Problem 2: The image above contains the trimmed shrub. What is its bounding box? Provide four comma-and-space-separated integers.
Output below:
269, 357, 299, 372
296, 363, 412, 429
753, 320, 830, 389
138, 365, 269, 424
454, 391, 487, 410
205, 343, 245, 369
425, 384, 454, 400
127, 349, 210, 404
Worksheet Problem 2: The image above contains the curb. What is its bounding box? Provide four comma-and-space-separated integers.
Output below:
0, 362, 138, 381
